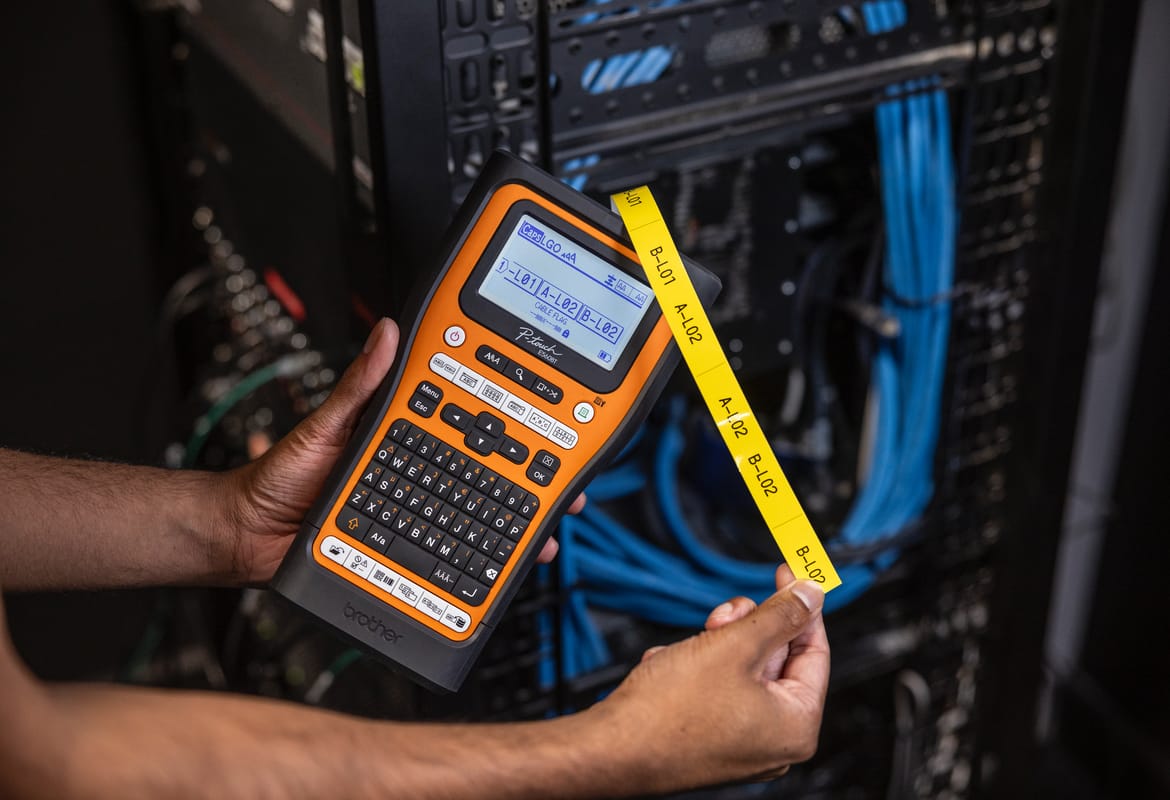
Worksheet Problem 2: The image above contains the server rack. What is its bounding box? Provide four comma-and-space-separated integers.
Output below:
127, 1, 1140, 796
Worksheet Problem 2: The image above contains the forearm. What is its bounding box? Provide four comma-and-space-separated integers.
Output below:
0, 449, 236, 590
17, 683, 632, 800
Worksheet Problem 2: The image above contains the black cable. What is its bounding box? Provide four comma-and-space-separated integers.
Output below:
828, 519, 928, 565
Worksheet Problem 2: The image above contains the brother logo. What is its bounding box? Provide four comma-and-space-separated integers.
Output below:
343, 602, 402, 644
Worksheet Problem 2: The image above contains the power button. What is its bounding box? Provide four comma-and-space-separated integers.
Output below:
443, 326, 466, 347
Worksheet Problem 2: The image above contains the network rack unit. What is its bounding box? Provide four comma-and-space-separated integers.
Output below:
128, 1, 1136, 797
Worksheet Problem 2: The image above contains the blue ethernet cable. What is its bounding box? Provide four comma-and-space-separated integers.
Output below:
556, 0, 956, 679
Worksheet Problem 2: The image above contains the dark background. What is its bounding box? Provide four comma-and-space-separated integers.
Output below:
1, 2, 1167, 796
0, 3, 164, 678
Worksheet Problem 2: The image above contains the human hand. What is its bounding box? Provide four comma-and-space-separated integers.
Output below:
587, 565, 829, 793
216, 318, 581, 584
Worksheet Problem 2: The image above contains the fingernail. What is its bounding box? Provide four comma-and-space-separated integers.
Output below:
710, 601, 734, 620
363, 318, 387, 354
791, 581, 824, 612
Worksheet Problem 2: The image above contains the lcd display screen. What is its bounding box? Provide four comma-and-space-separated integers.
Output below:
476, 215, 653, 371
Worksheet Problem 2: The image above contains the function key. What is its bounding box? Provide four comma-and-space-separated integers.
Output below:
526, 461, 555, 487
475, 411, 506, 437
429, 563, 460, 593
465, 429, 497, 456
525, 408, 554, 436
336, 508, 370, 539
532, 449, 561, 474
475, 345, 507, 372
401, 425, 426, 450
477, 379, 507, 408
415, 380, 444, 404
453, 573, 488, 606
549, 424, 579, 450
388, 419, 411, 442
441, 403, 474, 432
501, 395, 532, 424
498, 436, 528, 464
409, 382, 443, 418
503, 360, 537, 389
531, 378, 563, 404
479, 559, 504, 588
573, 401, 595, 424
430, 351, 460, 382
408, 392, 439, 419
364, 524, 392, 554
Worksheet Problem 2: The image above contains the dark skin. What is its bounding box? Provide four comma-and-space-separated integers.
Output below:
0, 318, 830, 798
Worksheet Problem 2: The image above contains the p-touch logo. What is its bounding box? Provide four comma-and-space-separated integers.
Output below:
343, 602, 403, 644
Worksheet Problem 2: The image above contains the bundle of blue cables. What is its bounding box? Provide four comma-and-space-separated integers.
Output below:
542, 0, 957, 684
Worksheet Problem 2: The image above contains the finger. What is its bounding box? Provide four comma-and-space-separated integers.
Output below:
705, 596, 757, 631
778, 610, 831, 703
567, 493, 587, 515
726, 580, 824, 663
536, 537, 559, 564
640, 645, 666, 663
300, 318, 400, 445
775, 563, 796, 589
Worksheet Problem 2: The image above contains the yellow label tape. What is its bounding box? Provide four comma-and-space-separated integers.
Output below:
612, 186, 841, 591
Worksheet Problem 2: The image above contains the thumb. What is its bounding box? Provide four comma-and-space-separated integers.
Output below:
300, 318, 400, 446
726, 580, 824, 663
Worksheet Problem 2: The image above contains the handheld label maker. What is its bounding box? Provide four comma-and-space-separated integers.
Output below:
273, 151, 720, 692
